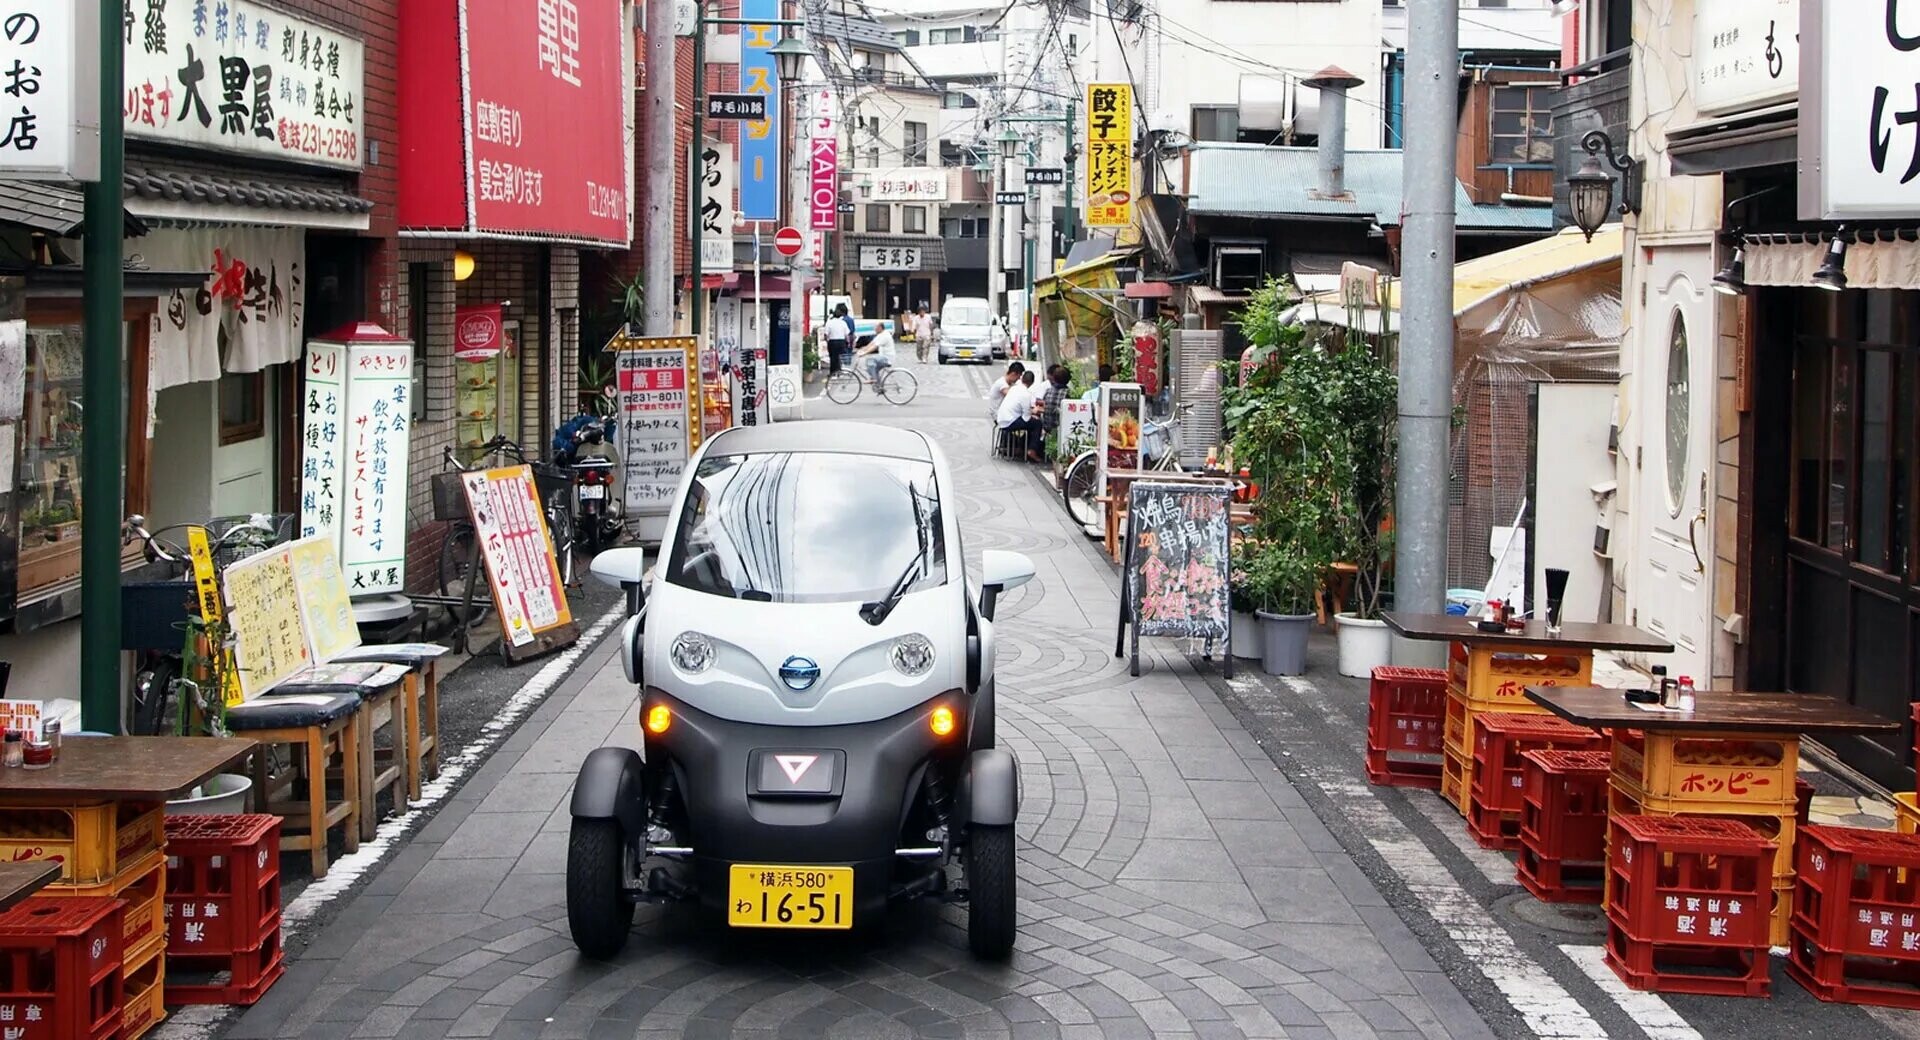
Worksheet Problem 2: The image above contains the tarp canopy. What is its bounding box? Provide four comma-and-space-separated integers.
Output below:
1035, 248, 1137, 343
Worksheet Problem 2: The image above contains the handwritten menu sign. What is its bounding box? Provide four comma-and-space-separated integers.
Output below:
460, 465, 575, 653
614, 335, 698, 517
1116, 481, 1233, 678
299, 340, 345, 540
224, 543, 312, 701
288, 535, 361, 662
299, 327, 413, 594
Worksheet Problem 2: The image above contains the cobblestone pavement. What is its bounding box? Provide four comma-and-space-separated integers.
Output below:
217, 361, 1498, 1040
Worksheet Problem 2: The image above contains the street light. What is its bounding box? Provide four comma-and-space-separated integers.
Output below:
1567, 129, 1641, 242
768, 33, 810, 83
997, 126, 1021, 160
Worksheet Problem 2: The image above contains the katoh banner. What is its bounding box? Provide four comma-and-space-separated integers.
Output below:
809, 86, 839, 231
737, 0, 782, 220
0, 2, 100, 181
698, 139, 735, 274
1085, 82, 1134, 228
123, 0, 365, 169
454, 304, 505, 361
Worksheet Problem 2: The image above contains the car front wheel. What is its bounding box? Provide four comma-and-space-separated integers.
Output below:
966, 823, 1017, 959
567, 818, 635, 959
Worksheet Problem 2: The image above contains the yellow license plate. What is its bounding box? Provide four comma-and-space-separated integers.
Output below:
727, 865, 854, 929
958, 349, 973, 357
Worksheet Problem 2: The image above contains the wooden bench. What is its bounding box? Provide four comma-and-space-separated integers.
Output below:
224, 692, 361, 879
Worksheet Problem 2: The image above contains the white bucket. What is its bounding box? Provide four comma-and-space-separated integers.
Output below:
167, 773, 253, 815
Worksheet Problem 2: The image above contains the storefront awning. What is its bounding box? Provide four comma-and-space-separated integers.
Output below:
1034, 250, 1137, 336
0, 182, 148, 238
122, 159, 374, 231
841, 234, 947, 272
1743, 231, 1920, 291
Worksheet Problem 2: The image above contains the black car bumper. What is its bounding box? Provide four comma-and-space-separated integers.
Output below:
642, 688, 965, 917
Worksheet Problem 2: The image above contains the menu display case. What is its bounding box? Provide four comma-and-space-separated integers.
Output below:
456, 319, 520, 463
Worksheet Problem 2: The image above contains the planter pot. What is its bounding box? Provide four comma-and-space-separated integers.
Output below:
1230, 610, 1261, 660
167, 773, 253, 815
1255, 610, 1313, 676
1335, 613, 1392, 678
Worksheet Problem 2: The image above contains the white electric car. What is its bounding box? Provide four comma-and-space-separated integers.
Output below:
568, 421, 1034, 959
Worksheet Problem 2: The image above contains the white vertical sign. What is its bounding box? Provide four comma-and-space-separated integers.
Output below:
298, 330, 414, 595
0, 2, 100, 181
697, 139, 734, 274
298, 340, 345, 542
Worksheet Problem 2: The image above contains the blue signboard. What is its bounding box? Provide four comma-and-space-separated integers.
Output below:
738, 0, 781, 220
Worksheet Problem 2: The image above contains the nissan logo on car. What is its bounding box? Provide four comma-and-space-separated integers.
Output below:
779, 656, 821, 691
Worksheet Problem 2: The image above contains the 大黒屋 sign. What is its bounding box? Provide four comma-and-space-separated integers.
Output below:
698, 139, 735, 274
1085, 82, 1133, 228
1800, 0, 1920, 219
299, 325, 414, 595
123, 0, 365, 169
868, 168, 947, 202
0, 2, 101, 181
614, 335, 698, 517
1693, 0, 1798, 116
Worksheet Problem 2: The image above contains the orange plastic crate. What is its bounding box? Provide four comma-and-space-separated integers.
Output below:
121, 937, 165, 1040
1612, 730, 1798, 813
1441, 749, 1473, 816
0, 801, 165, 886
51, 850, 166, 954
1447, 641, 1591, 709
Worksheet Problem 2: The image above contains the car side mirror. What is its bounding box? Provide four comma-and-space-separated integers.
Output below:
590, 546, 650, 617
978, 549, 1034, 622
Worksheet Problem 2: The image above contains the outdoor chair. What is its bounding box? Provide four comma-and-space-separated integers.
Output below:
224, 691, 361, 879
331, 645, 444, 801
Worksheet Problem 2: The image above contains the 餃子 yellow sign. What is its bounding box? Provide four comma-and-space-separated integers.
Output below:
1085, 83, 1134, 228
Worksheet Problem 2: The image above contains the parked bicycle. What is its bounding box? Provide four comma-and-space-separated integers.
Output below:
429, 435, 575, 653
121, 512, 292, 735
824, 365, 918, 406
1062, 403, 1193, 530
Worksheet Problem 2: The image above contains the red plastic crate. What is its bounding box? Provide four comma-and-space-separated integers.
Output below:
165, 814, 282, 957
1516, 749, 1612, 903
1788, 927, 1920, 1009
1464, 713, 1604, 850
0, 897, 125, 1040
1608, 815, 1774, 948
1796, 777, 1815, 827
1364, 666, 1447, 788
1794, 825, 1920, 957
1606, 918, 1771, 998
163, 928, 285, 1006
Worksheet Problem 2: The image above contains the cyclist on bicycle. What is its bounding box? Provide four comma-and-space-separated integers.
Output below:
854, 323, 896, 384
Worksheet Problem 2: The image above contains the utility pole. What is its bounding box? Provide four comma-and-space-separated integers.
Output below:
1394, 0, 1458, 666
788, 88, 808, 405
643, 0, 677, 334
81, 0, 125, 733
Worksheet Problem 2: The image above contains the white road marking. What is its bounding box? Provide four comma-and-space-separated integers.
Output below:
1559, 944, 1705, 1040
1406, 784, 1527, 890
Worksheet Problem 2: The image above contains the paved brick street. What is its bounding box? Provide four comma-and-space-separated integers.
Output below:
213, 364, 1496, 1040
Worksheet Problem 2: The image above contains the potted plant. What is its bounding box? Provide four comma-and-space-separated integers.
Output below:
1245, 540, 1318, 676
1228, 548, 1261, 660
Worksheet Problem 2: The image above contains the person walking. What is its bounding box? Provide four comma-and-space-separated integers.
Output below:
826, 304, 853, 376
913, 307, 935, 362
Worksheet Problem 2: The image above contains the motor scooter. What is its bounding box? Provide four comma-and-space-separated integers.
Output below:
557, 415, 623, 554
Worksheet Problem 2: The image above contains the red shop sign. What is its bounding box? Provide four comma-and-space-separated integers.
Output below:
454, 304, 505, 361
399, 0, 629, 244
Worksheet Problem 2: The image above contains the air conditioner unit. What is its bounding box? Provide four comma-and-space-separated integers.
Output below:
1211, 240, 1265, 294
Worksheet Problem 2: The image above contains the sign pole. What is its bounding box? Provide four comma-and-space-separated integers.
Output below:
690, 13, 707, 347
80, 0, 126, 733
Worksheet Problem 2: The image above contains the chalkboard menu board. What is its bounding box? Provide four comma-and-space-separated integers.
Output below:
1115, 480, 1233, 678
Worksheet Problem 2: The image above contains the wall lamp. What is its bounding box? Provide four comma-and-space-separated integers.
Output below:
1567, 129, 1642, 241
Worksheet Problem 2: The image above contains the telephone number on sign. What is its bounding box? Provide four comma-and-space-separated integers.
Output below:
281, 122, 360, 163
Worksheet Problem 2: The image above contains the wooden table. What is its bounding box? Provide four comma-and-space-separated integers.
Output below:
1383, 611, 1673, 706
0, 862, 59, 912
0, 736, 257, 801
1101, 469, 1232, 562
1527, 685, 1897, 943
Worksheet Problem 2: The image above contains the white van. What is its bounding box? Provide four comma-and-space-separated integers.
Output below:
935, 297, 1006, 365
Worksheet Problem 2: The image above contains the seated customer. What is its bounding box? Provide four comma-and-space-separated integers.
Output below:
996, 369, 1043, 462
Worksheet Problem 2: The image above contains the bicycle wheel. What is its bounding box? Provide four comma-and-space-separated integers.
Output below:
1063, 451, 1100, 529
879, 368, 918, 405
825, 369, 861, 404
547, 494, 576, 586
438, 524, 483, 619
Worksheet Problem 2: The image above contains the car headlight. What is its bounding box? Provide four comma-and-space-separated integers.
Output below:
670, 632, 716, 673
890, 634, 935, 677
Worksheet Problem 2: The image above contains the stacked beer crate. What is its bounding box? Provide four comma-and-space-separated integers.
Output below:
1605, 815, 1775, 996
0, 802, 169, 1038
1439, 641, 1591, 821
1890, 704, 1920, 834
1788, 826, 1920, 1007
1607, 729, 1801, 945
1517, 749, 1613, 902
163, 815, 285, 1007
1463, 713, 1604, 849
1363, 666, 1449, 789
0, 898, 126, 1040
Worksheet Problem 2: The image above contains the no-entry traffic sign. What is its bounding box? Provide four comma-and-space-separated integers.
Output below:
774, 226, 804, 257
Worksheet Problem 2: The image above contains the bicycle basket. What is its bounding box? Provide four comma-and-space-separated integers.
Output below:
121, 580, 196, 651
432, 472, 471, 522
205, 513, 296, 570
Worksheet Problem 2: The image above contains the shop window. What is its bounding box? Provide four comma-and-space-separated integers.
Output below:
904, 206, 927, 234
219, 370, 265, 445
904, 122, 928, 166
1489, 84, 1553, 165
1192, 105, 1239, 143
1663, 309, 1689, 517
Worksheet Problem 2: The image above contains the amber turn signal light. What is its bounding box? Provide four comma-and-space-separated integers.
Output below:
644, 704, 672, 735
929, 705, 956, 738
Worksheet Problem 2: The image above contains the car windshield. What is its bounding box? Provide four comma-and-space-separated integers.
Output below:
667, 451, 948, 603
943, 302, 991, 326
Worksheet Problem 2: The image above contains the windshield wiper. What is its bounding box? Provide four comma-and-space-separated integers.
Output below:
859, 546, 925, 626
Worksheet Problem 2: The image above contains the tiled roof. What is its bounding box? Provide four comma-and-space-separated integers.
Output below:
0, 181, 147, 237
1187, 143, 1552, 233
123, 160, 373, 215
